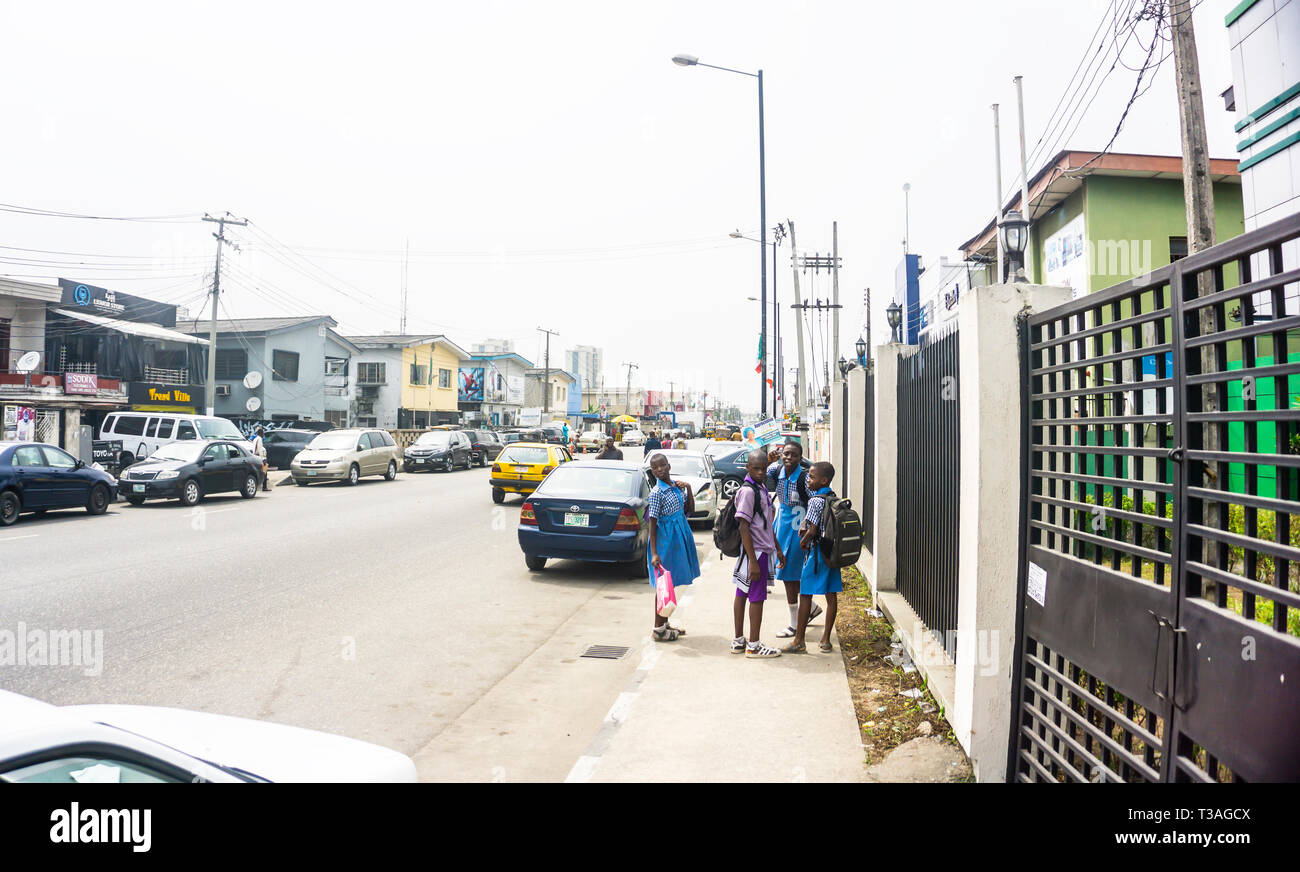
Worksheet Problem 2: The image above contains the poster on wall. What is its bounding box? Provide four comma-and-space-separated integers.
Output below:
1043, 214, 1089, 299
506, 376, 525, 405
458, 367, 485, 402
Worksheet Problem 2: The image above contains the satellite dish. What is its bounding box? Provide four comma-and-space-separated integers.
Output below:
15, 351, 41, 373
245, 396, 262, 412
243, 371, 263, 389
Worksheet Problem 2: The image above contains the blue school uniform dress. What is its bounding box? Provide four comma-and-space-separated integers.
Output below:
647, 478, 700, 586
800, 486, 844, 596
771, 463, 807, 582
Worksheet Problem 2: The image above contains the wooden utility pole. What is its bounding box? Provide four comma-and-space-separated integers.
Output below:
622, 361, 638, 416
201, 212, 247, 416
537, 327, 559, 415
787, 220, 808, 413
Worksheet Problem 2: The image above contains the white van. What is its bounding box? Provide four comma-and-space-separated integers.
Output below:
98, 412, 251, 468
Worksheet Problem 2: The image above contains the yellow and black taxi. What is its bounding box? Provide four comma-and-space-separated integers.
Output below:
489, 442, 571, 504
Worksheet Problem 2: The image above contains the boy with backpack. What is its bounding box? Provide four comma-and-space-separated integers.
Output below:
783, 461, 846, 654
725, 448, 785, 658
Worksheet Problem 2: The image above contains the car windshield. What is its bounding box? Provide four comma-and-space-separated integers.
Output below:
308, 432, 361, 450
416, 432, 452, 447
194, 418, 244, 440
151, 442, 205, 463
647, 455, 707, 478
499, 446, 550, 465
536, 466, 639, 498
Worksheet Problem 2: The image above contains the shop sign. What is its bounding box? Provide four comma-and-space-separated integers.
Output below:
127, 383, 201, 407
64, 372, 99, 395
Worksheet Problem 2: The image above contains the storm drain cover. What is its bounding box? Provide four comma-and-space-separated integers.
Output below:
580, 645, 631, 660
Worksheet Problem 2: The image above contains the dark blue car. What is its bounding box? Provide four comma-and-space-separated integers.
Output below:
711, 445, 811, 500
0, 441, 119, 526
517, 460, 649, 572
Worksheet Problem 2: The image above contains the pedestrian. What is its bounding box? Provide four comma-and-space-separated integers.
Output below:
782, 461, 842, 654
730, 448, 784, 658
770, 441, 823, 639
595, 436, 623, 460
644, 430, 662, 455
673, 435, 688, 450
646, 452, 699, 641
562, 420, 570, 444
250, 426, 271, 491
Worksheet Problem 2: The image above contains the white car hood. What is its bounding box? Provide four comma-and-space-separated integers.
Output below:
63, 704, 416, 783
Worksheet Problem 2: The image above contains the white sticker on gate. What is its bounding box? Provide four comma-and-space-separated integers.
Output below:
1027, 562, 1047, 607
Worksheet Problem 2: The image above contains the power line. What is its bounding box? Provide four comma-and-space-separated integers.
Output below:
0, 202, 200, 223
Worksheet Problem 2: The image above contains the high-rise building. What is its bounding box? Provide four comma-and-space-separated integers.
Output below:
472, 338, 515, 354
567, 344, 603, 392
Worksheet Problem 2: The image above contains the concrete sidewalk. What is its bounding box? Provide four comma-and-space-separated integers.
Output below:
571, 547, 866, 783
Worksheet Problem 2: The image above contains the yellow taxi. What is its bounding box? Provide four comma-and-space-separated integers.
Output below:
490, 442, 572, 503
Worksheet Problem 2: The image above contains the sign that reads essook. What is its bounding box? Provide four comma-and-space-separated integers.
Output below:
58, 279, 178, 327
127, 382, 201, 408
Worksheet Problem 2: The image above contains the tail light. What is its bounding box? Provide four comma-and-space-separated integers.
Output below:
520, 502, 537, 525
542, 465, 555, 475
614, 508, 640, 530
491, 463, 501, 474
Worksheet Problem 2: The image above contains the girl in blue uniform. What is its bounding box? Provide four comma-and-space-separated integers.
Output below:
647, 452, 700, 641
770, 441, 824, 638
782, 461, 842, 654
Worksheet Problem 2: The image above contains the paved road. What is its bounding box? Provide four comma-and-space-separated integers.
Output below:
0, 437, 723, 780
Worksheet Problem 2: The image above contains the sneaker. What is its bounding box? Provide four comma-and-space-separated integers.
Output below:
745, 642, 782, 659
730, 636, 746, 654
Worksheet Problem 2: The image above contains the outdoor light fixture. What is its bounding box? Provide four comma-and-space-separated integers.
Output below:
837, 357, 849, 377
729, 229, 743, 238
855, 335, 866, 364
672, 54, 699, 66
999, 209, 1030, 281
886, 301, 903, 343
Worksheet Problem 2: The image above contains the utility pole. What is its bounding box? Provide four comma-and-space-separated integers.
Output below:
771, 222, 786, 416
832, 221, 840, 379
622, 361, 639, 416
791, 300, 843, 406
1014, 76, 1033, 282
991, 104, 1005, 282
787, 220, 808, 414
400, 237, 409, 334
201, 212, 247, 416
537, 327, 558, 415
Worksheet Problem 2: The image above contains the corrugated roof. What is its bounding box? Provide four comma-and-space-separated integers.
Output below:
178, 315, 336, 336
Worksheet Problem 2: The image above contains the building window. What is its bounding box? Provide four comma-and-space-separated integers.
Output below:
325, 357, 347, 375
213, 348, 247, 380
439, 368, 451, 388
0, 318, 10, 373
410, 363, 429, 385
357, 416, 377, 428
272, 349, 299, 381
325, 410, 348, 428
1169, 236, 1188, 262
358, 362, 385, 384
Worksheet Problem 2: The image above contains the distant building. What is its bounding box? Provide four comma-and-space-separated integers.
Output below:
916, 256, 975, 342
347, 334, 470, 429
567, 344, 603, 392
459, 352, 532, 428
524, 367, 578, 424
472, 338, 515, 354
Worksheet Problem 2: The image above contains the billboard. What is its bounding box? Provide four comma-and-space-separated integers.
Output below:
506, 376, 525, 404
458, 367, 485, 403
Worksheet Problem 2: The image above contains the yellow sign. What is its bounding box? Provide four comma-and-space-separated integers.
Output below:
147, 387, 192, 403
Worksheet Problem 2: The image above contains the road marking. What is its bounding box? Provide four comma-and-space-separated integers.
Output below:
603, 691, 638, 726
563, 755, 602, 784
0, 534, 38, 543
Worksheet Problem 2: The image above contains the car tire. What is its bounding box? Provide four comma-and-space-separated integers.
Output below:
525, 554, 546, 571
179, 478, 202, 507
403, 462, 414, 474
385, 460, 397, 481
721, 477, 742, 500
86, 484, 110, 515
295, 478, 310, 487
126, 495, 146, 505
444, 456, 454, 473
492, 487, 505, 504
345, 464, 360, 486
1, 490, 20, 526
239, 473, 258, 499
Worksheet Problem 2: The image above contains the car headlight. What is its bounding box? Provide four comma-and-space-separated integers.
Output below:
156, 470, 179, 480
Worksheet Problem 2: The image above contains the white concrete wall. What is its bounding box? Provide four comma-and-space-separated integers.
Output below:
871, 344, 911, 597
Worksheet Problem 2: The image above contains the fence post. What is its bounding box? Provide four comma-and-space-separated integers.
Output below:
871, 343, 909, 599
953, 282, 1071, 782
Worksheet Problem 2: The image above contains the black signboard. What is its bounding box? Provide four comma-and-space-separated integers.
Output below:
127, 382, 204, 409
92, 440, 121, 466
58, 279, 178, 327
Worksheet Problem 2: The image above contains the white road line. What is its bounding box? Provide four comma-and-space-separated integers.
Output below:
0, 534, 38, 543
563, 755, 602, 784
603, 691, 638, 726
637, 644, 661, 672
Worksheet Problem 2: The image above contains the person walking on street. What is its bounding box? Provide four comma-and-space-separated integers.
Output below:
731, 449, 784, 658
646, 452, 699, 641
594, 437, 624, 460
643, 430, 662, 455
782, 461, 842, 654
770, 441, 822, 638
250, 426, 271, 491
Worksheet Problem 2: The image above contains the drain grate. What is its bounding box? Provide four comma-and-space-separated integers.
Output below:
580, 645, 631, 660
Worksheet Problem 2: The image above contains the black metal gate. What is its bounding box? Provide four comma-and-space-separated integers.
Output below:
1010, 212, 1300, 782
897, 328, 961, 653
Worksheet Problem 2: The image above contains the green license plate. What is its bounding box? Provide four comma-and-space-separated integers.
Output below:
564, 513, 589, 527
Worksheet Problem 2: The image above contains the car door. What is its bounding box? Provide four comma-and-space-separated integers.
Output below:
356, 432, 376, 475
40, 445, 89, 508
457, 432, 471, 467
200, 442, 230, 493
10, 445, 54, 509
226, 444, 253, 487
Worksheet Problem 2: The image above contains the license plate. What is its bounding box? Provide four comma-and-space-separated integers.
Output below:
133, 484, 145, 493
564, 513, 589, 527
515, 465, 530, 473
307, 471, 317, 476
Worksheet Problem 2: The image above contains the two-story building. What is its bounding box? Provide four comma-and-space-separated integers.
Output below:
524, 367, 578, 425
179, 315, 359, 435
347, 334, 470, 428
458, 352, 532, 427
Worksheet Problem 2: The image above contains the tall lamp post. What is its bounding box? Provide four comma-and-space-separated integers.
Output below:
675, 53, 768, 416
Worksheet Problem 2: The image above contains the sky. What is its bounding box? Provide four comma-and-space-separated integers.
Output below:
0, 0, 1240, 415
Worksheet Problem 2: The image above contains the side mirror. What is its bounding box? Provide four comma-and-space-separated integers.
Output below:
198, 455, 210, 465
75, 459, 86, 469
357, 444, 365, 452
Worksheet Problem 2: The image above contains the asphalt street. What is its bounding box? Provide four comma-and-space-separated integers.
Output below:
0, 438, 719, 781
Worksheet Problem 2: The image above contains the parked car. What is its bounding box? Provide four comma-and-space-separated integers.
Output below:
262, 428, 325, 470
0, 689, 417, 783
620, 428, 645, 446
575, 430, 606, 453
497, 431, 525, 446
291, 428, 400, 486
403, 429, 473, 473
97, 412, 251, 470
711, 445, 809, 501
120, 440, 264, 506
464, 429, 505, 466
638, 449, 719, 526
0, 441, 118, 526
489, 442, 571, 503
517, 460, 649, 572
703, 440, 740, 461
539, 425, 567, 445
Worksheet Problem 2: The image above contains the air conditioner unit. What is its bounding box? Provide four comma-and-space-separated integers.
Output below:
215, 384, 231, 397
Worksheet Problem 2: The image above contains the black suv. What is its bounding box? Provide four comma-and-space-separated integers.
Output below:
464, 429, 504, 466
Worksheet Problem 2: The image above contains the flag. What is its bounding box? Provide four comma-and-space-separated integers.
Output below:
755, 333, 764, 374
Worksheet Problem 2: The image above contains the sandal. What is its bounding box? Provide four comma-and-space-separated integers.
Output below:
808, 603, 824, 623
730, 636, 746, 654
818, 640, 833, 652
781, 641, 807, 654
652, 626, 680, 642
746, 642, 782, 659
775, 626, 797, 638
666, 624, 687, 636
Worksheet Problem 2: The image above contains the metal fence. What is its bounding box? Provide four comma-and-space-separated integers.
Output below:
896, 327, 961, 656
861, 363, 876, 552
1011, 211, 1300, 783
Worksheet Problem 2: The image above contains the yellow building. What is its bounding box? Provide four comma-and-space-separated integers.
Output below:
347, 334, 470, 428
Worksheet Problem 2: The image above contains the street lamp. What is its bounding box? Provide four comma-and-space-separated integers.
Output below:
675, 53, 767, 417
886, 301, 903, 343
837, 357, 852, 377
999, 209, 1030, 281
855, 335, 866, 366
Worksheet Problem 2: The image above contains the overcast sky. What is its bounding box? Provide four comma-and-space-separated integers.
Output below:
0, 0, 1239, 413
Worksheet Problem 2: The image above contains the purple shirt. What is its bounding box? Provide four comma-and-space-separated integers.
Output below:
733, 475, 776, 554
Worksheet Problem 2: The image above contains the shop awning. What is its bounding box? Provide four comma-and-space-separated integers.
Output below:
54, 309, 210, 346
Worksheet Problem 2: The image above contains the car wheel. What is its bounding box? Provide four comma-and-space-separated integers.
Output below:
86, 483, 110, 515
444, 456, 454, 473
127, 495, 146, 506
492, 487, 504, 504
0, 490, 20, 526
525, 554, 546, 571
295, 478, 310, 487
721, 477, 742, 500
346, 464, 360, 486
385, 460, 397, 481
179, 478, 202, 507
239, 473, 258, 499
403, 462, 414, 474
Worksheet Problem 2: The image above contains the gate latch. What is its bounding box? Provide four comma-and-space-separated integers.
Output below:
1167, 446, 1185, 463
1148, 610, 1173, 702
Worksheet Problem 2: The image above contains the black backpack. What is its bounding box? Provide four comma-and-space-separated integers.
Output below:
817, 493, 863, 569
714, 480, 766, 558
